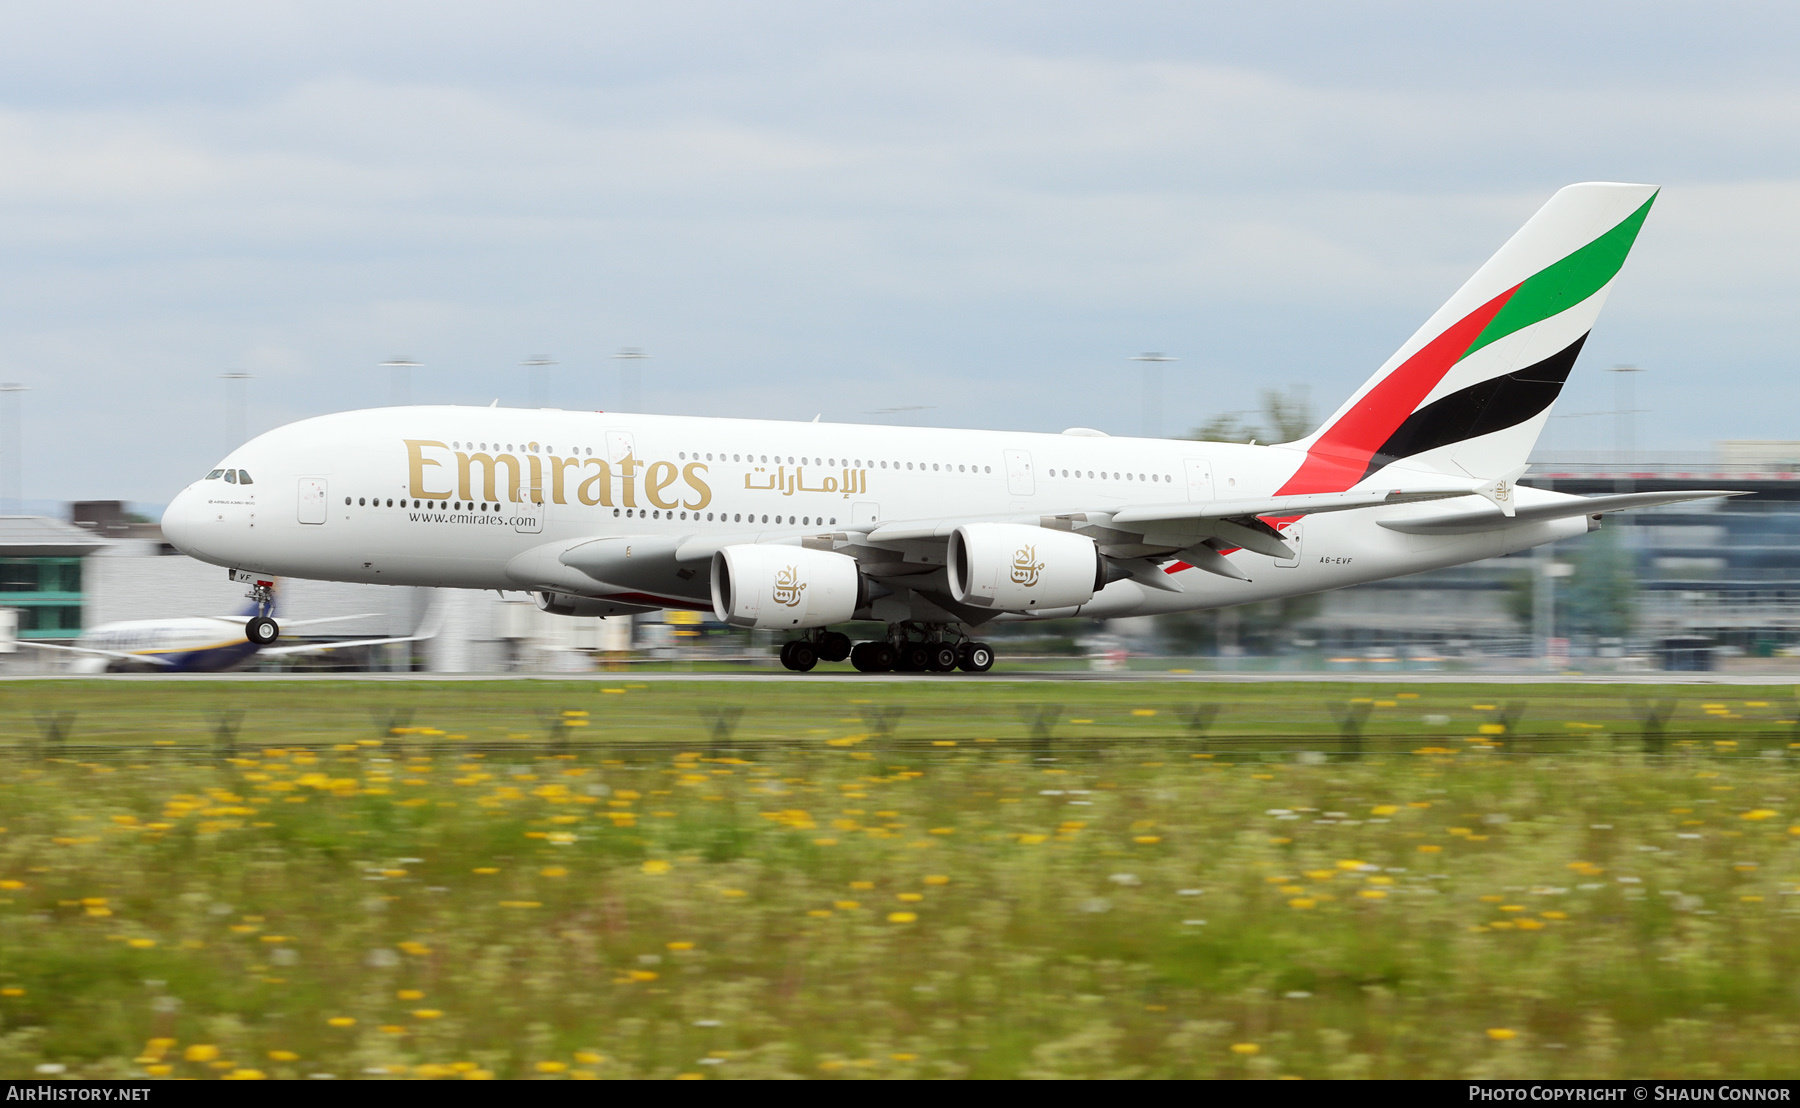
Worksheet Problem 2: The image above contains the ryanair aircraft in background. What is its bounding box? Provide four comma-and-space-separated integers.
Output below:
162, 182, 1735, 673
22, 590, 437, 673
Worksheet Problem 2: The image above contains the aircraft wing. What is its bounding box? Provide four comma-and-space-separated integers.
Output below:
198, 613, 376, 627
835, 485, 1478, 565
258, 598, 444, 657
13, 641, 179, 666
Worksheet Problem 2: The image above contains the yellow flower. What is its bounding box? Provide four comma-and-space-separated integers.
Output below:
397, 989, 424, 1000
1742, 809, 1779, 821
1418, 844, 1442, 853
540, 866, 568, 878
1487, 1028, 1517, 1041
0, 880, 23, 890
896, 892, 923, 902
398, 941, 431, 956
267, 1050, 299, 1062
1371, 805, 1398, 816
145, 1065, 172, 1076
413, 1009, 443, 1019
1288, 898, 1316, 909
184, 1044, 219, 1062
923, 875, 950, 885
1541, 911, 1568, 920
464, 1069, 494, 1080
835, 900, 860, 910
380, 1025, 407, 1035
0, 988, 23, 997
127, 938, 156, 949
641, 860, 671, 875
1134, 835, 1162, 844
1336, 859, 1366, 870
327, 1017, 356, 1028
472, 867, 499, 874
1230, 1043, 1260, 1055
1358, 889, 1387, 900
536, 1061, 568, 1073
849, 880, 875, 890
892, 1053, 918, 1062
223, 1069, 266, 1080
888, 911, 918, 923
574, 1052, 604, 1065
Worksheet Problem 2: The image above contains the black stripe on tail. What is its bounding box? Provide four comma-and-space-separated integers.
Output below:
1361, 332, 1587, 482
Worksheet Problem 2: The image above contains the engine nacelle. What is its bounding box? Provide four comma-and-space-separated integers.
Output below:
534, 592, 655, 618
711, 545, 864, 629
948, 523, 1103, 611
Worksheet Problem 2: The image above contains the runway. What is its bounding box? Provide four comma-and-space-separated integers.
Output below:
1, 669, 1793, 686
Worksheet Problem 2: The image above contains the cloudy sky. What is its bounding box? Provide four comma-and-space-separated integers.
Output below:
4, 1, 1799, 506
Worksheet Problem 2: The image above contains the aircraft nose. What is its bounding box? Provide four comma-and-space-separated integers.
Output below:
161, 486, 202, 556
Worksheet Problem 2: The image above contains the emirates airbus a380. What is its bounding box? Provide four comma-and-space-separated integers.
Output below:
161, 182, 1733, 674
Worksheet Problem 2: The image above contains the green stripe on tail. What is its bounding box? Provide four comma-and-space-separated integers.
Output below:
1462, 192, 1657, 360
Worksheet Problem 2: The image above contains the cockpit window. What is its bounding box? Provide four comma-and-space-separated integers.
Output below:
206, 470, 224, 480
237, 470, 253, 485
224, 470, 237, 484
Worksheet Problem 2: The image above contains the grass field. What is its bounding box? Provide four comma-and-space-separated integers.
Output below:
2, 678, 1800, 1079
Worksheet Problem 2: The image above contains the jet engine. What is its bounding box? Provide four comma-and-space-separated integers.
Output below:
947, 523, 1104, 611
711, 545, 864, 629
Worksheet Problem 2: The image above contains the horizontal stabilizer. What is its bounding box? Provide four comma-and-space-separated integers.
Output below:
1377, 490, 1745, 535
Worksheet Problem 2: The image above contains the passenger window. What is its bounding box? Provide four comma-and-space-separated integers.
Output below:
206, 469, 224, 480
224, 470, 237, 484
238, 470, 253, 484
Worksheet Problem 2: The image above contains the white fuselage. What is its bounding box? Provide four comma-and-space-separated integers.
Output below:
162, 405, 1588, 621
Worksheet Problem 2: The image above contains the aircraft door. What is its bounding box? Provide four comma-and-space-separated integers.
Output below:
1182, 457, 1214, 501
297, 478, 328, 525
1275, 522, 1302, 568
1003, 449, 1035, 496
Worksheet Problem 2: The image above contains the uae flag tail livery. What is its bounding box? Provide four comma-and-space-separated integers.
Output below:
1277, 182, 1658, 495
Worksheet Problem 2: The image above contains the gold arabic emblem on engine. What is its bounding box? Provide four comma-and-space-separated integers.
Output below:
772, 566, 807, 607
1010, 545, 1045, 587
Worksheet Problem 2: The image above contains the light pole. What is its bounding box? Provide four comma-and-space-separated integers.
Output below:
220, 372, 252, 452
1131, 352, 1175, 438
1607, 364, 1642, 494
523, 356, 557, 408
0, 383, 25, 515
382, 358, 419, 407
613, 348, 648, 412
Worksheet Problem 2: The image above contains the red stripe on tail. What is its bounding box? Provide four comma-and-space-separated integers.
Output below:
1275, 283, 1519, 496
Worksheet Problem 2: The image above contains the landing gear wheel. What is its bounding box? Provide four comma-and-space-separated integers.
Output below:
246, 616, 279, 646
782, 640, 818, 672
852, 641, 896, 672
958, 642, 995, 673
778, 640, 796, 669
925, 643, 959, 672
817, 631, 852, 662
897, 642, 931, 672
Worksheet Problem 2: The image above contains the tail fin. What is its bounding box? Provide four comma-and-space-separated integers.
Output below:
1280, 182, 1657, 493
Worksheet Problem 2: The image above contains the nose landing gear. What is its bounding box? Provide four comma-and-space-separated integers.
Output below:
240, 576, 278, 646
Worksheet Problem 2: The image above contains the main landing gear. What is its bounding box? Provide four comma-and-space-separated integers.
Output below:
779, 625, 994, 674
242, 578, 279, 646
